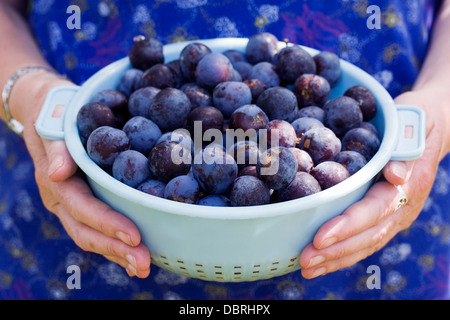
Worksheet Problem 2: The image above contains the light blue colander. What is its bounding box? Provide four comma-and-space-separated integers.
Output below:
35, 38, 426, 282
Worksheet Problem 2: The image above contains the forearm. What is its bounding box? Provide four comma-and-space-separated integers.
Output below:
411, 0, 450, 158
414, 0, 450, 91
0, 1, 70, 128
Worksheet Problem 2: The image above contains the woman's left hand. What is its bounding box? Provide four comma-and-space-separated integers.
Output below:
299, 89, 448, 279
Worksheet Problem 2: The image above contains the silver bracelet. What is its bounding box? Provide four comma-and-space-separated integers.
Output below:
2, 66, 62, 136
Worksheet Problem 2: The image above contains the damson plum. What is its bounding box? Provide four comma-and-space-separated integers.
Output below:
230, 140, 261, 170
257, 147, 298, 190
128, 86, 160, 118
289, 147, 314, 173
77, 102, 116, 145
179, 42, 212, 82
148, 140, 191, 183
277, 172, 321, 201
186, 106, 224, 137
87, 126, 130, 167
244, 78, 267, 103
112, 150, 151, 188
229, 175, 271, 207
148, 88, 191, 132
314, 51, 341, 88
359, 122, 379, 136
165, 59, 186, 88
156, 130, 194, 154
164, 175, 200, 204
192, 146, 238, 195
198, 194, 231, 207
182, 83, 212, 109
310, 161, 350, 190
336, 150, 367, 175
293, 74, 330, 107
276, 46, 317, 84
116, 68, 143, 97
296, 106, 325, 123
90, 89, 128, 114
298, 127, 341, 164
291, 117, 324, 141
256, 87, 298, 122
231, 69, 243, 82
245, 32, 279, 65
344, 85, 377, 121
223, 49, 247, 65
267, 120, 297, 148
140, 64, 177, 89
233, 61, 253, 80
341, 127, 381, 161
122, 116, 162, 156
213, 81, 252, 118
228, 104, 269, 132
324, 96, 363, 137
129, 36, 164, 71
247, 62, 280, 88
137, 179, 166, 198
238, 165, 258, 178
195, 52, 234, 89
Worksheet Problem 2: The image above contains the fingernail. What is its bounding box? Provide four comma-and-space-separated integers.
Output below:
311, 267, 327, 278
318, 236, 338, 249
126, 254, 137, 268
48, 156, 64, 177
391, 162, 407, 181
116, 232, 134, 246
307, 255, 325, 268
126, 263, 137, 276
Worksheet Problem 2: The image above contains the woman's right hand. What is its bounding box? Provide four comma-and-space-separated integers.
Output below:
10, 70, 151, 278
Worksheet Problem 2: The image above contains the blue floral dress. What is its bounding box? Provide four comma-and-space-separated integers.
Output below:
1, 0, 449, 300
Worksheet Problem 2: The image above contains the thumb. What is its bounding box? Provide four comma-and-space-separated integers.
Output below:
43, 139, 78, 182
382, 160, 415, 186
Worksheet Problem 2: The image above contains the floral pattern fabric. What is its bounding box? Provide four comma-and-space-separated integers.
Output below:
1, 0, 449, 299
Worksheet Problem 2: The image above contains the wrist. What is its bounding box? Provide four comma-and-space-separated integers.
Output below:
397, 87, 450, 160
418, 87, 450, 157
8, 69, 74, 134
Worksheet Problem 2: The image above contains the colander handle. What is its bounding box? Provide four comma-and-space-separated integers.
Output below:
35, 85, 80, 140
390, 104, 426, 161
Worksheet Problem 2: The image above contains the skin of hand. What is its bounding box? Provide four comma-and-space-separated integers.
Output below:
10, 71, 151, 278
299, 87, 450, 279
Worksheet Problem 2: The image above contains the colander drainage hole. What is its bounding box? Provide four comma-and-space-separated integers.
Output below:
195, 263, 204, 274
270, 261, 280, 272
233, 266, 242, 274
214, 265, 223, 275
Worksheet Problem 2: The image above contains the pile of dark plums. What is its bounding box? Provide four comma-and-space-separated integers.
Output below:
77, 32, 380, 207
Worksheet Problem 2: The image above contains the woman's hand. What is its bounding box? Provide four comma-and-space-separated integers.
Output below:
299, 88, 449, 279
11, 71, 151, 278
